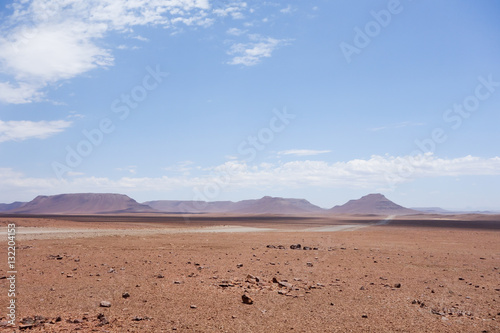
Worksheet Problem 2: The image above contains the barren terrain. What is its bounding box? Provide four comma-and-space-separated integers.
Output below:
0, 214, 499, 332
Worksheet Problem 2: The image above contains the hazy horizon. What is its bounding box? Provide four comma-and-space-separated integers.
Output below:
1, 1, 499, 211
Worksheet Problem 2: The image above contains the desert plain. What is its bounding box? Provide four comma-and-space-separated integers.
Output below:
0, 214, 499, 332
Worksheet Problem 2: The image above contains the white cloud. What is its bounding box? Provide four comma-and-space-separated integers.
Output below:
280, 5, 295, 14
213, 2, 247, 19
0, 0, 235, 104
226, 27, 246, 36
2, 154, 500, 201
0, 119, 72, 143
0, 81, 44, 104
227, 34, 292, 66
279, 149, 332, 156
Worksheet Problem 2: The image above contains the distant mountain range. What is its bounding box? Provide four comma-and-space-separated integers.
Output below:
0, 192, 490, 216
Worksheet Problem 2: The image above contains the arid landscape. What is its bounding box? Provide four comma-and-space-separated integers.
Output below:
1, 199, 499, 332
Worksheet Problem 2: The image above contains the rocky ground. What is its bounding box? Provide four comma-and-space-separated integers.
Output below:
0, 216, 499, 332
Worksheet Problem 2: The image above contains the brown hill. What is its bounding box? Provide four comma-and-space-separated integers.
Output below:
228, 196, 324, 214
144, 196, 325, 215
9, 193, 156, 214
329, 193, 418, 215
0, 201, 26, 212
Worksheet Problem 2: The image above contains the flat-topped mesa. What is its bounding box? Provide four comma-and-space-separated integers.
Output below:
8, 193, 156, 214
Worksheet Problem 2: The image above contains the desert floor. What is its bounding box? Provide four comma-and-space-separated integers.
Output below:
0, 214, 499, 332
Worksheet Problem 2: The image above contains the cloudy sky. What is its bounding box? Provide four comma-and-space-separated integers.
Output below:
1, 0, 499, 210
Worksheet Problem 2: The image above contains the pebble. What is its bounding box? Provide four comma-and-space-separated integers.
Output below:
100, 301, 111, 308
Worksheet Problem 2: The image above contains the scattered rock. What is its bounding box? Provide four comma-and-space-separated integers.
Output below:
236, 263, 243, 268
122, 292, 130, 299
100, 301, 111, 308
278, 281, 293, 289
242, 294, 254, 304
303, 246, 312, 250
306, 262, 313, 267
361, 314, 368, 318
290, 244, 302, 250
190, 305, 197, 309
97, 313, 108, 326
394, 283, 401, 288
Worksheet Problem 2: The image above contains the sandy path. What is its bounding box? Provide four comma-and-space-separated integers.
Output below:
0, 216, 395, 240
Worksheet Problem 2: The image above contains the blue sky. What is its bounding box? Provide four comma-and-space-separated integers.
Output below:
1, 0, 499, 210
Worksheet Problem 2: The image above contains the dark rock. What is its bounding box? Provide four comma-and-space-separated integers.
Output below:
122, 292, 130, 298
290, 244, 301, 250
394, 283, 401, 288
242, 294, 254, 304
97, 313, 108, 326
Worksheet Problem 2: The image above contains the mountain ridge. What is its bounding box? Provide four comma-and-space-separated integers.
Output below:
2, 192, 422, 215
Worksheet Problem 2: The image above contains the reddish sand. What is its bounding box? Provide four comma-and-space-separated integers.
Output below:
0, 214, 499, 332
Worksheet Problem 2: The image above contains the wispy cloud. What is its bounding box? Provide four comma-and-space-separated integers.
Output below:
2, 154, 500, 199
213, 2, 248, 19
0, 0, 241, 104
227, 34, 292, 66
280, 5, 295, 14
116, 165, 138, 175
226, 27, 247, 36
278, 149, 331, 156
370, 121, 425, 132
0, 120, 72, 143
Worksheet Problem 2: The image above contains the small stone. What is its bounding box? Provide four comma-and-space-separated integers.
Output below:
97, 313, 108, 325
174, 281, 182, 284
278, 281, 293, 289
190, 305, 197, 309
360, 286, 365, 290
122, 292, 130, 298
236, 263, 243, 268
100, 301, 111, 308
394, 283, 401, 288
361, 314, 368, 318
306, 262, 313, 267
157, 274, 164, 278
290, 244, 301, 250
242, 294, 254, 304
